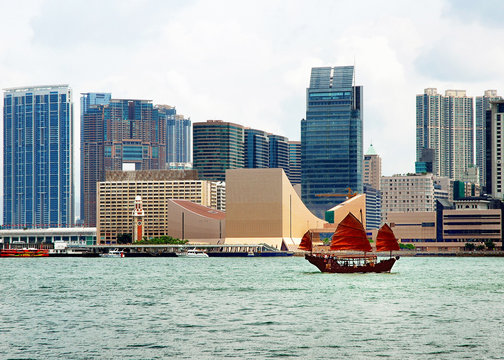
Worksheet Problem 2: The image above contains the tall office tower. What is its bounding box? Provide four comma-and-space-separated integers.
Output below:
301, 66, 363, 218
81, 98, 166, 226
268, 134, 289, 174
244, 128, 270, 168
156, 105, 191, 164
288, 141, 301, 185
416, 88, 474, 181
486, 100, 504, 198
363, 144, 381, 190
80, 93, 111, 221
476, 90, 501, 188
193, 120, 244, 181
4, 85, 74, 228
363, 184, 381, 230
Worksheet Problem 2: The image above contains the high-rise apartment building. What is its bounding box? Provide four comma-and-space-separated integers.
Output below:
288, 141, 301, 185
486, 100, 504, 199
476, 90, 501, 188
416, 88, 473, 181
301, 66, 363, 218
80, 93, 111, 221
363, 144, 381, 190
3, 85, 74, 228
81, 98, 166, 226
193, 121, 245, 181
156, 105, 191, 164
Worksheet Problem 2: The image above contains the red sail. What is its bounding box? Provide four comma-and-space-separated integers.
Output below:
376, 223, 400, 252
330, 213, 372, 252
298, 230, 312, 252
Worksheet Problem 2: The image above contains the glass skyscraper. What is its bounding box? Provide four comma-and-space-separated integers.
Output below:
193, 120, 244, 181
3, 85, 74, 228
288, 141, 301, 185
156, 105, 191, 164
268, 134, 289, 174
244, 128, 270, 168
301, 66, 363, 218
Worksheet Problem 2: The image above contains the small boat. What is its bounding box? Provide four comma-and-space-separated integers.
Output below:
176, 248, 209, 258
100, 249, 124, 258
1, 248, 49, 257
301, 213, 399, 273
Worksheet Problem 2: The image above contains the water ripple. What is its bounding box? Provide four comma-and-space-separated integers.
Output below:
0, 257, 503, 359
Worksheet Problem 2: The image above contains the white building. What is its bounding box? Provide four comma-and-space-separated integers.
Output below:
381, 173, 451, 222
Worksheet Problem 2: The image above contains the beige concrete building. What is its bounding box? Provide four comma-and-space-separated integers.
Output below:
224, 168, 367, 248
388, 202, 503, 251
97, 179, 225, 244
167, 200, 225, 243
225, 168, 326, 248
388, 212, 437, 244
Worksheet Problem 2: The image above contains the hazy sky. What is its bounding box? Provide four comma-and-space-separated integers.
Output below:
1, 0, 504, 180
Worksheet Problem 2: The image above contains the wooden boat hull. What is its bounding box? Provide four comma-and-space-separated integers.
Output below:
305, 254, 397, 273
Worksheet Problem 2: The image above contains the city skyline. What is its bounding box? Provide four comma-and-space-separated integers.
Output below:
2, 0, 504, 179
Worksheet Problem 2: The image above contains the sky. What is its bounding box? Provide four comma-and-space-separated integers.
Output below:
1, 0, 504, 191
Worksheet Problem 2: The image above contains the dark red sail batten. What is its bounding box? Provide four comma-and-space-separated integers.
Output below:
298, 230, 312, 251
330, 213, 372, 252
376, 223, 400, 252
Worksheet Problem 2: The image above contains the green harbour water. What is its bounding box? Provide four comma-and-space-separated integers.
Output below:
1, 256, 503, 359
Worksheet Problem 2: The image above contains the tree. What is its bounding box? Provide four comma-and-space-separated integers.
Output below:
476, 245, 486, 251
464, 242, 475, 251
484, 240, 495, 251
399, 243, 415, 250
135, 235, 188, 245
117, 233, 132, 244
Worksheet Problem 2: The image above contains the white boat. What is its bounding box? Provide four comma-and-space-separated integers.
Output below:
100, 249, 124, 258
176, 248, 209, 258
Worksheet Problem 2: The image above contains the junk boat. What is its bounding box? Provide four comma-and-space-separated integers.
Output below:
301, 213, 400, 273
1, 248, 49, 257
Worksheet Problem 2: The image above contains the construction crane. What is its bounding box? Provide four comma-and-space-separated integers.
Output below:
315, 187, 358, 199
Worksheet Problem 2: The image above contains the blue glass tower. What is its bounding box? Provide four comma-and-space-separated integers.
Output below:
268, 134, 289, 173
156, 105, 191, 164
288, 141, 301, 185
301, 66, 363, 218
244, 128, 269, 168
3, 85, 74, 228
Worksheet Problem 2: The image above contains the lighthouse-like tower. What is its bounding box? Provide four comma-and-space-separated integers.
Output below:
132, 195, 145, 242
